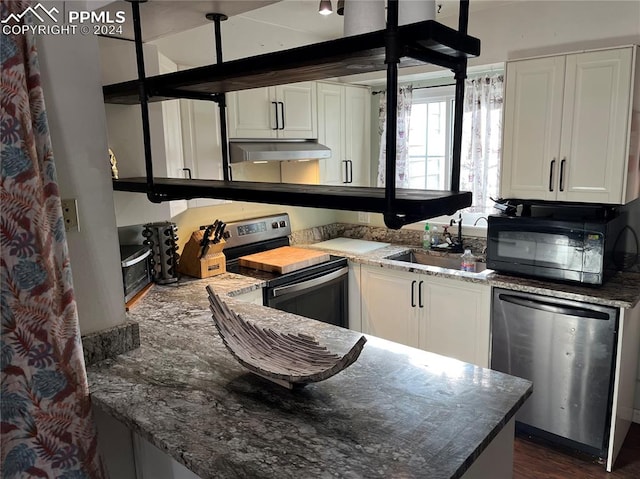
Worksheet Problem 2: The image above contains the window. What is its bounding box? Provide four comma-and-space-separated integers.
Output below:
407, 86, 455, 190
407, 76, 504, 214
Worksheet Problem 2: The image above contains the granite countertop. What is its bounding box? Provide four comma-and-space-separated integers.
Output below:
304, 243, 640, 309
87, 275, 532, 479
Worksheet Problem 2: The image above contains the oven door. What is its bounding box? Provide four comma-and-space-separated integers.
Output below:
265, 266, 349, 328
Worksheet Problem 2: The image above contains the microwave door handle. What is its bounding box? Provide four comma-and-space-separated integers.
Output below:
498, 294, 609, 320
121, 248, 152, 268
270, 267, 348, 298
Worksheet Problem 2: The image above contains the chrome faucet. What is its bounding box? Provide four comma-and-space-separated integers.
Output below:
473, 216, 488, 226
448, 213, 464, 253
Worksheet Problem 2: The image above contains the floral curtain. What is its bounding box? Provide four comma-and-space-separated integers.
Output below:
376, 86, 413, 187
460, 74, 504, 210
1, 1, 106, 478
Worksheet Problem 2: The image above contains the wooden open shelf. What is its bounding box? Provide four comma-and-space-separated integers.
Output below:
103, 20, 480, 104
113, 177, 472, 223
105, 1, 479, 228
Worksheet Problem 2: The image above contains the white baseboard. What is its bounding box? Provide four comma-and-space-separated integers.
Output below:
633, 409, 640, 424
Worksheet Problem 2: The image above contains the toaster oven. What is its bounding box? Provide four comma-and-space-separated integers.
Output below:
120, 244, 152, 302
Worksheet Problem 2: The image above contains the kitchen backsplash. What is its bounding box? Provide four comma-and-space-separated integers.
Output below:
290, 223, 488, 256
292, 204, 640, 272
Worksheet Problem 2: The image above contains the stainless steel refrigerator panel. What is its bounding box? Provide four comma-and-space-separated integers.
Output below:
491, 288, 617, 452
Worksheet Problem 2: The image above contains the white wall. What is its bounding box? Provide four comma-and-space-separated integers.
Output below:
150, 14, 331, 67
172, 203, 337, 252
38, 1, 126, 334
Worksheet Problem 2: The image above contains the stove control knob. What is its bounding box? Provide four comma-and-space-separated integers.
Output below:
279, 220, 286, 228
271, 221, 279, 229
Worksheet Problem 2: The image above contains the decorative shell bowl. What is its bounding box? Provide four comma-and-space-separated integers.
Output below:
207, 286, 366, 389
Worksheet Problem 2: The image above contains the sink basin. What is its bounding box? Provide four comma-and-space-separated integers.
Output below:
389, 250, 487, 273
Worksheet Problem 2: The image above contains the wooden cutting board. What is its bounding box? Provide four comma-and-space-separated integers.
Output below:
239, 246, 331, 274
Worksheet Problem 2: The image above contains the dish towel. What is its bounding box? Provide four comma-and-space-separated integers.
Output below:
1, 1, 106, 477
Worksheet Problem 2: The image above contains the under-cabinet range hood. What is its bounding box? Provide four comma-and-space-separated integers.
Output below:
229, 141, 331, 163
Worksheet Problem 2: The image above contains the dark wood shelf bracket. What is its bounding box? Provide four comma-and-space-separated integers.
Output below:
206, 12, 231, 181
113, 0, 478, 229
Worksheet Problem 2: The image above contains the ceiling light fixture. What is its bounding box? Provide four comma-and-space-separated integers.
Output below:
319, 0, 333, 16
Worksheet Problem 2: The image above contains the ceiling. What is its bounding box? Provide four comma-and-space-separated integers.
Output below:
237, 0, 513, 40
102, 0, 515, 42
98, 1, 281, 40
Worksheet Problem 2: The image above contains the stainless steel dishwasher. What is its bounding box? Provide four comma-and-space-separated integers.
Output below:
491, 288, 618, 458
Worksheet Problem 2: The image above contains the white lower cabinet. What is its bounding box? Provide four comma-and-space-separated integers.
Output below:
360, 266, 420, 347
419, 277, 491, 368
133, 433, 201, 479
360, 265, 491, 367
348, 261, 363, 332
95, 407, 200, 479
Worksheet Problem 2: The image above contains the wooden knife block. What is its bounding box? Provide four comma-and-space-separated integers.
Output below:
178, 230, 226, 279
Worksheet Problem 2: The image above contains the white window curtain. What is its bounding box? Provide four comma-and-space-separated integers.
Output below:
376, 86, 413, 187
461, 74, 504, 210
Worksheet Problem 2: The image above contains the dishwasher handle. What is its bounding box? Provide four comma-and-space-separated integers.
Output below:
498, 294, 610, 320
270, 267, 348, 298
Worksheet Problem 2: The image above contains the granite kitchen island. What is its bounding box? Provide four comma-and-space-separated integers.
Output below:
87, 275, 532, 479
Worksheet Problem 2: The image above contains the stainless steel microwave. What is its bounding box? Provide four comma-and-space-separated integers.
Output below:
486, 214, 625, 285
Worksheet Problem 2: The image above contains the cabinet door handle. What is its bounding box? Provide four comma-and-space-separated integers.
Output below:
559, 158, 566, 191
418, 280, 424, 308
278, 102, 285, 130
548, 158, 556, 192
342, 160, 349, 184
271, 101, 279, 130
347, 159, 353, 184
411, 280, 416, 308
182, 167, 192, 179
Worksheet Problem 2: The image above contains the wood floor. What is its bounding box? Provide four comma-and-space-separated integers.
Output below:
513, 423, 640, 478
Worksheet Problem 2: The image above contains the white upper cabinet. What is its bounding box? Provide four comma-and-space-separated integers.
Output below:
178, 98, 226, 208
227, 82, 317, 139
501, 56, 565, 201
501, 46, 638, 204
317, 83, 346, 184
557, 49, 633, 203
317, 82, 371, 186
345, 86, 371, 186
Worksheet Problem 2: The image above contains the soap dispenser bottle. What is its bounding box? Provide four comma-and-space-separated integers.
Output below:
460, 249, 476, 272
423, 223, 432, 249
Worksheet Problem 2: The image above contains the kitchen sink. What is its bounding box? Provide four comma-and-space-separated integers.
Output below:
388, 250, 488, 273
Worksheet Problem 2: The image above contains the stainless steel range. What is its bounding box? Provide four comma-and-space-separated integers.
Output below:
223, 213, 349, 328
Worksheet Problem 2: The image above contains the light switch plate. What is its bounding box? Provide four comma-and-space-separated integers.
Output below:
358, 212, 370, 223
61, 198, 79, 232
